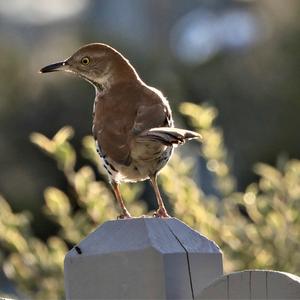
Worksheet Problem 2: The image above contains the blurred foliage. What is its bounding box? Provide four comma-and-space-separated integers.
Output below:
0, 102, 300, 299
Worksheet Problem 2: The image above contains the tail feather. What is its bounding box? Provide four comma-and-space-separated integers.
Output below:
137, 127, 201, 146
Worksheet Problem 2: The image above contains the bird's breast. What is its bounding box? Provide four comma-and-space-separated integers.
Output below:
95, 137, 173, 183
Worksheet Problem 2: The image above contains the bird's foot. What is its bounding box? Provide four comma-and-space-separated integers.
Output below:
117, 211, 132, 220
153, 208, 170, 218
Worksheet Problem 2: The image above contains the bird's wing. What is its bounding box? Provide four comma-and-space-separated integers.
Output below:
133, 87, 201, 146
132, 103, 170, 134
136, 127, 201, 146
96, 121, 132, 166
93, 85, 135, 166
132, 85, 173, 134
94, 83, 170, 166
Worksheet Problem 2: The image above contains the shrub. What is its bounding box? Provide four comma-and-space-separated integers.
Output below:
0, 102, 299, 299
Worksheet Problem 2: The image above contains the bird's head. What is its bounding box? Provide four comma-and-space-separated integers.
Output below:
40, 43, 138, 90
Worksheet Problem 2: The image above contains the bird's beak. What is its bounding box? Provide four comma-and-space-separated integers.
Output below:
39, 61, 68, 73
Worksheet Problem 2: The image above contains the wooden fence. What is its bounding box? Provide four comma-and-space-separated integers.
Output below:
64, 218, 300, 299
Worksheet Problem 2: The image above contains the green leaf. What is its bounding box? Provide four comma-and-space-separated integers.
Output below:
44, 187, 71, 217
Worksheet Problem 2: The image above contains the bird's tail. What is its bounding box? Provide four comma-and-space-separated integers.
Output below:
136, 127, 201, 146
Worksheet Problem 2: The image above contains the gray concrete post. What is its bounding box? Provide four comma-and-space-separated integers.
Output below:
64, 217, 223, 299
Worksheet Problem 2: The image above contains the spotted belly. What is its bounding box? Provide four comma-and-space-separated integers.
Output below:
95, 140, 173, 183
95, 140, 119, 179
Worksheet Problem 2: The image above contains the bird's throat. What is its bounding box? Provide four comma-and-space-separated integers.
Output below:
79, 74, 105, 94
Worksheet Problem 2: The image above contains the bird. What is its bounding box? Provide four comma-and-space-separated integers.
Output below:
40, 43, 201, 219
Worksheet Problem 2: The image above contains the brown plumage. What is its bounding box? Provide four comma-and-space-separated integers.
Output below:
40, 43, 201, 218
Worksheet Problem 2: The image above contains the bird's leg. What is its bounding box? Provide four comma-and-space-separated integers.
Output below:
150, 175, 170, 218
111, 181, 132, 219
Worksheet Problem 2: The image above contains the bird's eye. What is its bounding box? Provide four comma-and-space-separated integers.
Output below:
81, 57, 90, 65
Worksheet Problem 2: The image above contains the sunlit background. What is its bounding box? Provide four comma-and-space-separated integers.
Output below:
1, 0, 300, 297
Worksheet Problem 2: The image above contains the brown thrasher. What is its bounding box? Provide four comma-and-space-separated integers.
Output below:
40, 43, 200, 218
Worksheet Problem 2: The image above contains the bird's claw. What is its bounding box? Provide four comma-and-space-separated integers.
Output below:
153, 208, 170, 218
117, 212, 132, 220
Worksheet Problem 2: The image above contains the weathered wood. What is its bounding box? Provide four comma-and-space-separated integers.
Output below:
251, 271, 268, 299
164, 219, 223, 298
64, 217, 222, 299
196, 273, 228, 300
197, 270, 300, 300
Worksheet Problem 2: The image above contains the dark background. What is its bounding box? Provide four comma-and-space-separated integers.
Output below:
0, 0, 299, 236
